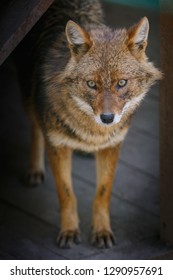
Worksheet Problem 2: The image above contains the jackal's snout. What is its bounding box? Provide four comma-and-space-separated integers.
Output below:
100, 113, 114, 124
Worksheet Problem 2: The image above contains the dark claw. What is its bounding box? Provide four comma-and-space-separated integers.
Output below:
92, 230, 116, 249
57, 230, 81, 249
27, 171, 45, 186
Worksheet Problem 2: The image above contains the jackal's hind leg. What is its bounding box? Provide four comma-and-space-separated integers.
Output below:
27, 122, 45, 185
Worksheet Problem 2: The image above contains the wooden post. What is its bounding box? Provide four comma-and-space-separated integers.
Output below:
0, 0, 54, 66
160, 1, 173, 244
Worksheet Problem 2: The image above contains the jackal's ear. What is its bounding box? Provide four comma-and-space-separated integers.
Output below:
127, 17, 149, 60
65, 20, 92, 59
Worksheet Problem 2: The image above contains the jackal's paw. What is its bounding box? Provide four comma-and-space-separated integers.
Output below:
27, 170, 45, 186
92, 230, 116, 249
57, 229, 81, 249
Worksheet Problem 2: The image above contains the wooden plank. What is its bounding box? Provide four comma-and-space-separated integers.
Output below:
0, 225, 65, 260
121, 127, 159, 178
0, 251, 16, 260
152, 251, 173, 260
85, 237, 171, 260
0, 0, 54, 65
132, 93, 159, 139
160, 9, 173, 245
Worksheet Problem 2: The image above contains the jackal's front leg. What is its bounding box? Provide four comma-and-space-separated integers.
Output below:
48, 146, 80, 248
92, 144, 121, 248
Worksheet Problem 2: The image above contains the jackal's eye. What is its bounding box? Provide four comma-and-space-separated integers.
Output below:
87, 80, 97, 89
117, 79, 128, 88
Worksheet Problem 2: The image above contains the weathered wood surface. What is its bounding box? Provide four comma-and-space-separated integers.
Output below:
0, 0, 54, 65
160, 12, 173, 245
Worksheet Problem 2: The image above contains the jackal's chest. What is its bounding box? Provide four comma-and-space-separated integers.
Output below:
47, 125, 128, 152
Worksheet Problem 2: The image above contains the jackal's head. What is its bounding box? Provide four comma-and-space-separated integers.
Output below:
64, 18, 162, 126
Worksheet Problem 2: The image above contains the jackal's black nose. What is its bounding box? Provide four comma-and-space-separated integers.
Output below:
100, 113, 114, 124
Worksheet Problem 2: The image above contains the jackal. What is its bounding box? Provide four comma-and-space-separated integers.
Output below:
17, 0, 161, 248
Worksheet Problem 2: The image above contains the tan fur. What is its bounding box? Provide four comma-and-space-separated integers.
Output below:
20, 0, 162, 248
47, 146, 80, 246
92, 145, 121, 247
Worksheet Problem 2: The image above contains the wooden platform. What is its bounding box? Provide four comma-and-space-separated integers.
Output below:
0, 2, 173, 260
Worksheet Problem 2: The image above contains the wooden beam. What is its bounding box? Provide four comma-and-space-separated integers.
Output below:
160, 7, 173, 244
0, 0, 54, 66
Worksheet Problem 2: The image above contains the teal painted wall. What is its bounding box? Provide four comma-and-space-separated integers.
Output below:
103, 0, 159, 10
